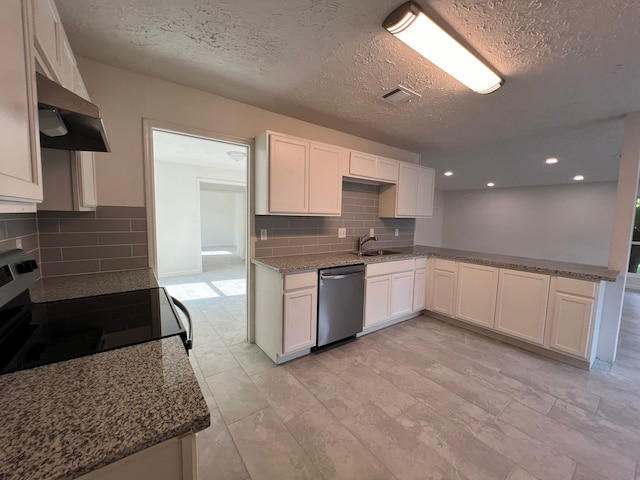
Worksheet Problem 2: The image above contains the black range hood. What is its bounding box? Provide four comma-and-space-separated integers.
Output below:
36, 72, 110, 153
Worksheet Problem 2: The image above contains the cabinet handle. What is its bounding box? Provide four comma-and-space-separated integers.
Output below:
321, 272, 362, 280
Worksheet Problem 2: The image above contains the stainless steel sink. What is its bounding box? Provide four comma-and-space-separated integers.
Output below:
359, 249, 400, 257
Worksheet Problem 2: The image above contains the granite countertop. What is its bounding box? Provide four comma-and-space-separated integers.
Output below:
0, 270, 210, 480
252, 245, 619, 281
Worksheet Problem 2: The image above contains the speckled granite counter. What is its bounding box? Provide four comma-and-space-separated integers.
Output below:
252, 245, 618, 281
0, 270, 210, 480
30, 268, 159, 303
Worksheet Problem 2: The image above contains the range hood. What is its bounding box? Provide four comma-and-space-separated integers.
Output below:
36, 73, 110, 152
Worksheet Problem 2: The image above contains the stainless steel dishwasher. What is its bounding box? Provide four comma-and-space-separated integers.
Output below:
317, 264, 365, 348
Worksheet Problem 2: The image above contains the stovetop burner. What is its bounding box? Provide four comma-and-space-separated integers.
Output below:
0, 250, 191, 376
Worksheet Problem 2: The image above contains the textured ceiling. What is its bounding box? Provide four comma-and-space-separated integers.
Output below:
55, 0, 640, 189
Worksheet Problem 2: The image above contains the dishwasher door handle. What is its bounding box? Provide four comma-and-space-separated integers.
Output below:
320, 272, 363, 280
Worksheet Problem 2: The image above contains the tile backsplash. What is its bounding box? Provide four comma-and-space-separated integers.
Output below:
0, 213, 40, 269
38, 206, 148, 277
254, 181, 415, 258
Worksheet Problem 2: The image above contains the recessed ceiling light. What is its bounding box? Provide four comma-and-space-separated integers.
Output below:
545, 157, 558, 164
573, 175, 584, 181
487, 182, 495, 187
444, 171, 453, 176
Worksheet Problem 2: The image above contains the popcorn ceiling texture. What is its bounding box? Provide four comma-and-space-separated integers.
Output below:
254, 182, 415, 258
55, 0, 640, 188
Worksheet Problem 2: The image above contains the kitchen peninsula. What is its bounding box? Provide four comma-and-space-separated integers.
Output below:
0, 270, 210, 480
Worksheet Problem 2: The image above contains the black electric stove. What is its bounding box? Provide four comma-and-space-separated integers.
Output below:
0, 249, 192, 376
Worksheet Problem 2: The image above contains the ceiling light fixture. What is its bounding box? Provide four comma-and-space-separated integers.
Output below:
545, 157, 558, 164
227, 151, 246, 162
444, 171, 453, 176
383, 1, 504, 94
573, 175, 584, 181
487, 182, 495, 187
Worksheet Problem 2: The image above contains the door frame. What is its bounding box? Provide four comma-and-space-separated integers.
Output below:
142, 118, 255, 341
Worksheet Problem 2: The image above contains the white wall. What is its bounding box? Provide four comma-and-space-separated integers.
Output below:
200, 190, 237, 248
77, 57, 420, 207
414, 189, 445, 247
441, 182, 617, 265
155, 161, 243, 277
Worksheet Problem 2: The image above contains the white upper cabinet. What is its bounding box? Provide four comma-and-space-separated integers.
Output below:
379, 164, 435, 218
348, 151, 399, 183
256, 132, 344, 216
0, 0, 42, 210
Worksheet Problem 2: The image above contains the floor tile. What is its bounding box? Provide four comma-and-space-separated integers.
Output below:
213, 319, 248, 347
571, 463, 611, 480
448, 402, 576, 480
229, 342, 275, 376
507, 466, 540, 480
197, 408, 249, 480
194, 343, 241, 377
206, 367, 269, 425
228, 407, 320, 480
398, 401, 514, 480
498, 400, 636, 480
286, 405, 396, 480
251, 367, 320, 422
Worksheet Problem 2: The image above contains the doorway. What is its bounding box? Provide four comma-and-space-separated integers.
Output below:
144, 122, 250, 346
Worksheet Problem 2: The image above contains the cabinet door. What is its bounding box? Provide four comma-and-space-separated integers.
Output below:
364, 276, 391, 327
430, 270, 456, 316
390, 271, 414, 317
308, 143, 342, 215
269, 135, 308, 214
455, 263, 499, 328
495, 270, 550, 345
349, 152, 376, 178
33, 0, 59, 76
0, 0, 42, 205
415, 167, 435, 217
376, 157, 399, 182
413, 268, 426, 311
283, 287, 317, 353
548, 293, 594, 358
58, 32, 76, 90
396, 164, 418, 216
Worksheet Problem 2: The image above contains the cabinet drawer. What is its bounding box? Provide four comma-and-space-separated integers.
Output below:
555, 277, 596, 298
414, 257, 427, 269
367, 259, 414, 277
434, 259, 456, 273
284, 271, 317, 291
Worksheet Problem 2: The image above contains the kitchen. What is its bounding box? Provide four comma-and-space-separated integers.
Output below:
2, 0, 640, 479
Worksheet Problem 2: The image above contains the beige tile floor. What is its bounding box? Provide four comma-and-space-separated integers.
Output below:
174, 257, 640, 480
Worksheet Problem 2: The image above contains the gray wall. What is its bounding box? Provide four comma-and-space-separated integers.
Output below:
414, 189, 445, 247
440, 182, 617, 265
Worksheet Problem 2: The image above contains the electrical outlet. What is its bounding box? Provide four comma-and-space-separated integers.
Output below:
395, 228, 399, 237
260, 229, 267, 241
369, 228, 375, 237
338, 228, 346, 238
15, 239, 22, 249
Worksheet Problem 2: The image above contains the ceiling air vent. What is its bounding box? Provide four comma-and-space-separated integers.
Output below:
380, 85, 421, 105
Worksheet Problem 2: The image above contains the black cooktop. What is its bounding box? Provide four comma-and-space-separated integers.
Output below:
0, 287, 187, 375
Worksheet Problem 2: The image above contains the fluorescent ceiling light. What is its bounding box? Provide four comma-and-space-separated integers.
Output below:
487, 182, 495, 187
545, 157, 558, 164
444, 171, 453, 176
573, 175, 584, 181
383, 1, 504, 94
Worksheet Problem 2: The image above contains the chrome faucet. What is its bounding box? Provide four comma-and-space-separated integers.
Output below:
357, 234, 377, 255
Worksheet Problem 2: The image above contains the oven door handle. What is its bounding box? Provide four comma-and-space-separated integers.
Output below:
170, 296, 193, 350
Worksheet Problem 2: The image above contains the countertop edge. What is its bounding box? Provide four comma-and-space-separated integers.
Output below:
252, 247, 618, 281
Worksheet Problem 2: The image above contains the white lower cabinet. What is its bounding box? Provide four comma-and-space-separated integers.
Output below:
412, 258, 427, 311
455, 263, 499, 328
429, 259, 457, 317
254, 266, 318, 363
495, 269, 550, 345
364, 260, 415, 329
546, 277, 599, 359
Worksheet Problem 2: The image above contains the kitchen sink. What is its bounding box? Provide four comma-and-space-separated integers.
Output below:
359, 249, 401, 256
